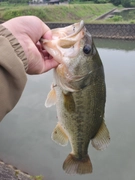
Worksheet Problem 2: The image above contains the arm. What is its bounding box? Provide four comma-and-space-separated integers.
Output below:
0, 16, 58, 121
0, 25, 27, 121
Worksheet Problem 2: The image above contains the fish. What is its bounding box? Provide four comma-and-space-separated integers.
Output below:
41, 20, 110, 175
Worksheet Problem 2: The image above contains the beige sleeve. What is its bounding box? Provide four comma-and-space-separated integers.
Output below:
0, 25, 28, 121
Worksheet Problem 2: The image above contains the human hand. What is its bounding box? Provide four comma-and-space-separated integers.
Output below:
2, 16, 59, 74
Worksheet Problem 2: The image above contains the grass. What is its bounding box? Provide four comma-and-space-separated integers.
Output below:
0, 2, 116, 23
0, 2, 134, 23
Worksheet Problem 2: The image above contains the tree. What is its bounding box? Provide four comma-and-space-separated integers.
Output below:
110, 0, 121, 6
8, 0, 29, 3
121, 0, 131, 7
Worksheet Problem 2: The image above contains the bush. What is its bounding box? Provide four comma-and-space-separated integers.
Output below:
111, 15, 123, 21
94, 0, 109, 3
8, 0, 29, 3
110, 0, 121, 6
121, 0, 131, 7
130, 20, 135, 23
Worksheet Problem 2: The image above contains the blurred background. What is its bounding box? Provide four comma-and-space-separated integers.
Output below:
0, 38, 135, 180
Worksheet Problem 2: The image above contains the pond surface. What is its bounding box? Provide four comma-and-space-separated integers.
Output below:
0, 38, 135, 180
113, 8, 135, 21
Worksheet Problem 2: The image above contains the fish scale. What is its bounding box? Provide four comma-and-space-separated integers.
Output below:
42, 20, 110, 175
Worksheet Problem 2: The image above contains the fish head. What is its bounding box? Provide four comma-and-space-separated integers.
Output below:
42, 21, 102, 89
41, 20, 85, 63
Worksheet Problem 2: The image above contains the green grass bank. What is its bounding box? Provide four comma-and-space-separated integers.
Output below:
0, 3, 116, 23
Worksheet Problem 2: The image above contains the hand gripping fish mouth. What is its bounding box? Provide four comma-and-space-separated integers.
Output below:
42, 21, 110, 175
41, 21, 96, 92
41, 20, 85, 64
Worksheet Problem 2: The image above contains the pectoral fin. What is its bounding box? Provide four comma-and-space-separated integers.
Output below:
51, 123, 68, 146
45, 84, 57, 107
91, 120, 110, 150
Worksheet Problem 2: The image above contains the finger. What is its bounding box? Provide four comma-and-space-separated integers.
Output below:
42, 30, 52, 40
26, 42, 45, 74
20, 16, 51, 43
42, 50, 53, 59
26, 41, 58, 74
42, 59, 59, 73
36, 42, 42, 52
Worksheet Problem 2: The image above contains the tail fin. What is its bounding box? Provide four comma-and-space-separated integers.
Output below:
63, 154, 92, 174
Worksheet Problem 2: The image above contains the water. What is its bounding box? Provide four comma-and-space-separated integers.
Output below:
113, 9, 135, 21
0, 38, 135, 180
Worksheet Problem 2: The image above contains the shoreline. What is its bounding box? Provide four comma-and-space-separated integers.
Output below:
0, 160, 32, 180
46, 23, 135, 40
1, 20, 135, 40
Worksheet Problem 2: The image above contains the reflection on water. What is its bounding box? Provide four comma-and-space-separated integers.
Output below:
94, 38, 135, 51
0, 39, 135, 180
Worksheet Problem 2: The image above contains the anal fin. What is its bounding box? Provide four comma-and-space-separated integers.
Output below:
51, 123, 68, 146
91, 120, 110, 150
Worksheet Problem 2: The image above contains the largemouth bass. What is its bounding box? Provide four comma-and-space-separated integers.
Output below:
42, 21, 110, 174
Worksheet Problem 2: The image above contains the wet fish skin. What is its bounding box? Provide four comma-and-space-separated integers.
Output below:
42, 21, 110, 175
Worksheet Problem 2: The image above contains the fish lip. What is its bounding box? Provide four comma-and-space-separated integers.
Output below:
67, 20, 84, 38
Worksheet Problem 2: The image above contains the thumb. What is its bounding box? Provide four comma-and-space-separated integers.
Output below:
42, 29, 52, 40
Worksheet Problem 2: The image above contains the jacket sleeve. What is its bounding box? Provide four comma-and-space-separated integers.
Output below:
0, 25, 28, 121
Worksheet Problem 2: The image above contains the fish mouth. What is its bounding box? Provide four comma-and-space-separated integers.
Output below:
41, 20, 85, 64
51, 20, 84, 39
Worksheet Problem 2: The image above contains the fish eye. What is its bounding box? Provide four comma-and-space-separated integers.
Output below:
83, 44, 91, 54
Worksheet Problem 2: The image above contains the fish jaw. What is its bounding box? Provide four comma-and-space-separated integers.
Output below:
41, 21, 85, 64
